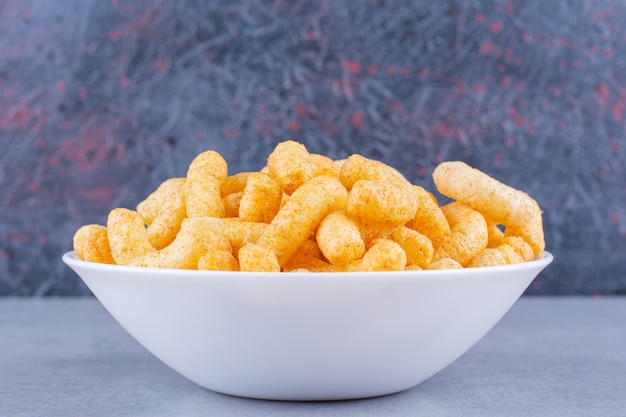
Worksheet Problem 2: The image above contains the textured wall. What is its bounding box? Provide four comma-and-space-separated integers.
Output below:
1, 0, 625, 295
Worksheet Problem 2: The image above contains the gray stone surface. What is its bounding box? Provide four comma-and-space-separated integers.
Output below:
1, 296, 624, 417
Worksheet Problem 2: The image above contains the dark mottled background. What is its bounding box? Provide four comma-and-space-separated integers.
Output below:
1, 0, 625, 296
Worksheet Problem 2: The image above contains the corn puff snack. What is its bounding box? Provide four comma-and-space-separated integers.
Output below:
184, 150, 228, 218
256, 175, 347, 266
73, 141, 545, 272
433, 161, 544, 256
136, 178, 186, 249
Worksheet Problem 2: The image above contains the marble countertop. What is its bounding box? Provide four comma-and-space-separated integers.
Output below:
1, 296, 624, 417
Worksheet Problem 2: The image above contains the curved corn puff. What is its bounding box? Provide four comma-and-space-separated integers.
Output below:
137, 178, 186, 249
346, 238, 407, 272
433, 202, 488, 267
184, 150, 228, 218
73, 224, 115, 264
433, 161, 544, 256
316, 210, 365, 266
238, 172, 282, 223
266, 140, 314, 195
257, 175, 348, 265
405, 185, 450, 247
347, 180, 417, 228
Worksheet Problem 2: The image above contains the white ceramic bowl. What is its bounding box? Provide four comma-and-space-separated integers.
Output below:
63, 251, 552, 401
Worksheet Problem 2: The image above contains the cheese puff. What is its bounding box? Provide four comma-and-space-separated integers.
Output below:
494, 244, 524, 265
357, 223, 390, 246
296, 238, 324, 259
310, 153, 340, 178
486, 224, 506, 248
198, 249, 239, 271
238, 243, 281, 272
282, 235, 329, 272
283, 252, 335, 272
107, 208, 230, 269
347, 180, 418, 228
499, 236, 534, 262
266, 140, 314, 195
238, 172, 282, 223
279, 192, 290, 209
387, 226, 434, 269
159, 217, 231, 270
223, 191, 243, 218
467, 248, 508, 268
137, 178, 186, 249
365, 225, 433, 270
220, 172, 252, 197
433, 161, 544, 256
107, 208, 160, 267
485, 213, 540, 259
188, 217, 267, 255
405, 186, 450, 247
184, 150, 228, 218
346, 238, 407, 272
316, 210, 365, 266
73, 224, 115, 264
257, 175, 348, 265
136, 178, 184, 223
504, 212, 545, 257
428, 258, 463, 270
338, 154, 409, 190
433, 202, 488, 267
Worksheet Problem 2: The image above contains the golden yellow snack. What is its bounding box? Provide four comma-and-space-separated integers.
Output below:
159, 217, 231, 270
428, 258, 463, 270
346, 239, 407, 272
184, 150, 228, 218
74, 141, 546, 272
316, 210, 365, 266
238, 243, 281, 272
310, 153, 341, 178
346, 180, 417, 228
493, 243, 524, 265
357, 223, 389, 247
499, 235, 534, 262
295, 238, 324, 259
338, 154, 409, 190
198, 249, 239, 271
238, 172, 282, 223
257, 175, 348, 265
107, 208, 159, 267
137, 178, 186, 249
486, 224, 506, 248
283, 252, 335, 272
433, 202, 488, 267
279, 192, 290, 209
433, 161, 544, 256
189, 217, 267, 255
387, 226, 433, 269
223, 191, 244, 218
266, 140, 314, 195
107, 208, 230, 269
220, 172, 252, 196
405, 186, 450, 247
467, 248, 508, 268
504, 213, 544, 257
73, 224, 115, 264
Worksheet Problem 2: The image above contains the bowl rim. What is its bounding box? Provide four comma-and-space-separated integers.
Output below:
62, 250, 553, 278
